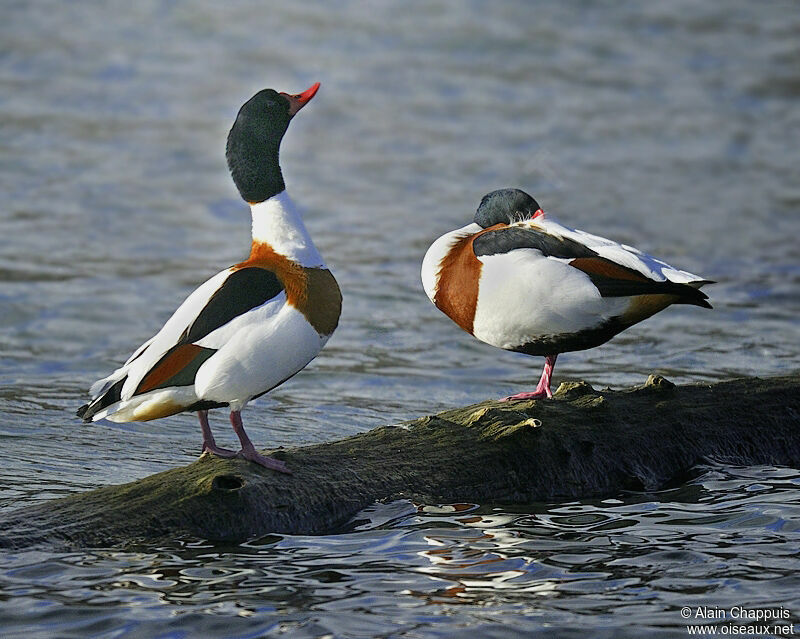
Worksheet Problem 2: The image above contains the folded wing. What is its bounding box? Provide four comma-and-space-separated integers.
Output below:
79, 267, 285, 421
472, 223, 711, 308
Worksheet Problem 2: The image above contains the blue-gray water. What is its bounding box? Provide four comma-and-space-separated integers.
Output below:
1, 1, 798, 637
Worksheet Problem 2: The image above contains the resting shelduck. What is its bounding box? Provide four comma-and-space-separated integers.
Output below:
421, 188, 712, 400
78, 83, 342, 473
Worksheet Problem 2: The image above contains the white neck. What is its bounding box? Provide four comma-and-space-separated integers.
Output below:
250, 191, 324, 267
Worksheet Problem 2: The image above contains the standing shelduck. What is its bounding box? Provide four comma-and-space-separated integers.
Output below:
421, 188, 711, 400
78, 83, 342, 473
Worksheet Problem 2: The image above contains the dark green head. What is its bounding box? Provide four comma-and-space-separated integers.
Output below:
474, 188, 542, 228
225, 83, 320, 203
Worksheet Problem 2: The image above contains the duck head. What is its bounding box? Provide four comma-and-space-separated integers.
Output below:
226, 82, 320, 204
474, 188, 542, 228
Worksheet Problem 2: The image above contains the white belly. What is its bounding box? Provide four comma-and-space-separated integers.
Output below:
194, 305, 325, 410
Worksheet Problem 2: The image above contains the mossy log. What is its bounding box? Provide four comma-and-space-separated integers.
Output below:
2, 373, 799, 549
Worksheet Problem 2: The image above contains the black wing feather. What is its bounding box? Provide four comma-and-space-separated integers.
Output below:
77, 377, 125, 422
180, 267, 284, 344
472, 226, 598, 259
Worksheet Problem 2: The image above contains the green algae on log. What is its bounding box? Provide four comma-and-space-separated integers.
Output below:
1, 373, 799, 549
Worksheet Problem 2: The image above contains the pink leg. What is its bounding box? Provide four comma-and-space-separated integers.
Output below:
199, 410, 237, 458
229, 410, 292, 474
502, 354, 558, 401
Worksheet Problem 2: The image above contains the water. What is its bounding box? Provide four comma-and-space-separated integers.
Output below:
1, 0, 798, 636
1, 466, 799, 638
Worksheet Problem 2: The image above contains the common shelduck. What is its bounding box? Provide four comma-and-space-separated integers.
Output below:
78, 83, 342, 473
421, 188, 712, 400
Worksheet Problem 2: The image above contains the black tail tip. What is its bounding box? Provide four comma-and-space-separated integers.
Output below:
76, 404, 91, 422
686, 284, 712, 309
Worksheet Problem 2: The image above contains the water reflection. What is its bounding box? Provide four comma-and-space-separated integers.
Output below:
1, 465, 798, 637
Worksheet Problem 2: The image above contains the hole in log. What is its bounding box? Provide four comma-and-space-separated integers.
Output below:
212, 474, 245, 491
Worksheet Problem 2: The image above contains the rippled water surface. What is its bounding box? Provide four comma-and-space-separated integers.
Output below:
1, 1, 798, 637
2, 466, 799, 638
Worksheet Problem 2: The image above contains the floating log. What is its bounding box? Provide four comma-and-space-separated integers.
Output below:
1, 373, 798, 549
